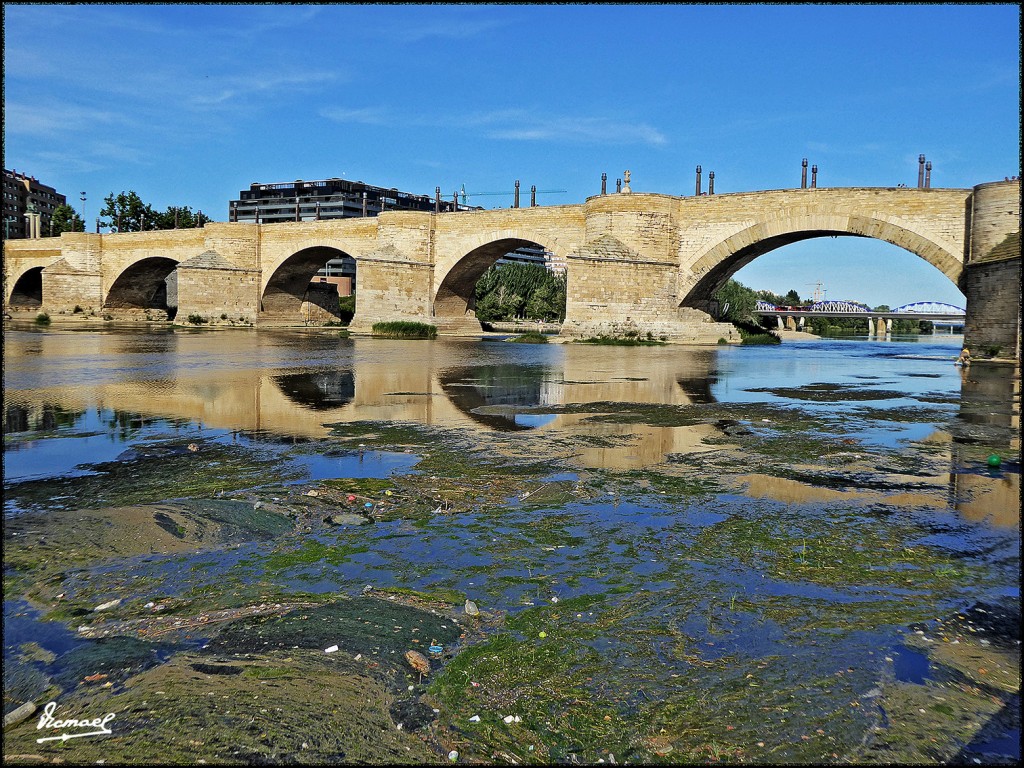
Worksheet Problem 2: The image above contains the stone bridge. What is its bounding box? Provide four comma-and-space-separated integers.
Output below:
3, 180, 1019, 353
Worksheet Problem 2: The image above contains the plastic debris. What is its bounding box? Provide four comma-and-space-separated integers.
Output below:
464, 599, 480, 616
347, 495, 356, 502
364, 502, 374, 509
987, 454, 1002, 468
324, 645, 339, 654
93, 599, 121, 612
538, 631, 547, 638
448, 750, 459, 762
503, 714, 522, 723
429, 644, 444, 654
469, 715, 481, 722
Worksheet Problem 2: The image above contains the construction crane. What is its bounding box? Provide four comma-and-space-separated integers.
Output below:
806, 281, 826, 303
459, 184, 567, 206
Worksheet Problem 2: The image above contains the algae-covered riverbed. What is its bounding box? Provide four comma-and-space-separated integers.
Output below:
3, 326, 1019, 764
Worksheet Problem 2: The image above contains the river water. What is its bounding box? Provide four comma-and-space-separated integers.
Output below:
3, 324, 1019, 764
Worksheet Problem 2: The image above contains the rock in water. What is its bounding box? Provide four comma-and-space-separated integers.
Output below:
464, 599, 480, 616
404, 649, 431, 677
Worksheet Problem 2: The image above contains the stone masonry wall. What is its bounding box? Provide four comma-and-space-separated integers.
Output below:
962, 180, 1020, 359
176, 265, 262, 324
962, 257, 1021, 359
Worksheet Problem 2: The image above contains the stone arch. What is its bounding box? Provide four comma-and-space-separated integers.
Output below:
680, 212, 964, 308
104, 257, 180, 319
261, 245, 357, 322
7, 266, 44, 310
433, 236, 564, 318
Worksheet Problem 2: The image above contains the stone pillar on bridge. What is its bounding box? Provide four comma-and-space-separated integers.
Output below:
777, 316, 784, 330
885, 318, 893, 333
875, 317, 887, 336
176, 250, 262, 324
40, 233, 104, 314
962, 179, 1021, 361
561, 193, 738, 343
347, 212, 436, 333
785, 315, 797, 331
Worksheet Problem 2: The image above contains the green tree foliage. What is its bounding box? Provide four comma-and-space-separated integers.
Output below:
153, 206, 212, 230
713, 279, 760, 323
49, 204, 84, 235
473, 263, 566, 323
100, 191, 212, 232
755, 288, 803, 307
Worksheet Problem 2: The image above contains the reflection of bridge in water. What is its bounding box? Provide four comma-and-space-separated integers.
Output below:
5, 331, 1016, 515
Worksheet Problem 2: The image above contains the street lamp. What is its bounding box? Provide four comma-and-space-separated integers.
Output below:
80, 192, 86, 232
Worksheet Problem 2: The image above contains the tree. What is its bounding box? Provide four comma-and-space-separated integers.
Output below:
153, 206, 212, 230
473, 262, 566, 323
49, 204, 84, 235
784, 289, 801, 304
100, 191, 157, 232
100, 191, 214, 232
713, 279, 759, 323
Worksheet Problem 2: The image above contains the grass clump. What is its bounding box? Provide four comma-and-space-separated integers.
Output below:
508, 331, 549, 343
737, 323, 781, 345
34, 312, 51, 325
577, 334, 665, 346
371, 321, 437, 339
186, 313, 208, 325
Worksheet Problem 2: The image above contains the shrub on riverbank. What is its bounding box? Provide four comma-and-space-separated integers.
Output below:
34, 312, 50, 325
371, 321, 437, 339
577, 334, 666, 346
508, 332, 549, 343
735, 320, 781, 345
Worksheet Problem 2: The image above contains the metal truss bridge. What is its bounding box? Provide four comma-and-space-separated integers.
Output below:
754, 300, 966, 320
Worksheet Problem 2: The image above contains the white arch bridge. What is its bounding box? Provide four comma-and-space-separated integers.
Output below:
755, 299, 965, 320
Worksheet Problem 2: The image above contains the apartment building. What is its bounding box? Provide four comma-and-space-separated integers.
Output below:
3, 169, 66, 239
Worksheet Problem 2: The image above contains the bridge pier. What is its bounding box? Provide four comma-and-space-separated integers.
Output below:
962, 181, 1021, 361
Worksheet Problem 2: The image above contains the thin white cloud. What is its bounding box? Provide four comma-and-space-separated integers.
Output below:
3, 102, 128, 138
487, 117, 668, 147
375, 17, 509, 43
185, 71, 341, 109
317, 104, 668, 146
319, 106, 390, 125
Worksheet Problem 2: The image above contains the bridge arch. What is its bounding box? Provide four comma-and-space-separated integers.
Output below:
7, 266, 44, 310
104, 257, 179, 319
433, 235, 567, 319
680, 212, 964, 308
261, 244, 357, 322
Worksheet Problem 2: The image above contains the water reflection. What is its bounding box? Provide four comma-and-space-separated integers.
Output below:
949, 362, 1021, 527
274, 370, 356, 410
439, 364, 551, 431
2, 328, 1018, 508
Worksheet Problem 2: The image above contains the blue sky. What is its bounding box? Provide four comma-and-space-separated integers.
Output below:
4, 3, 1019, 307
